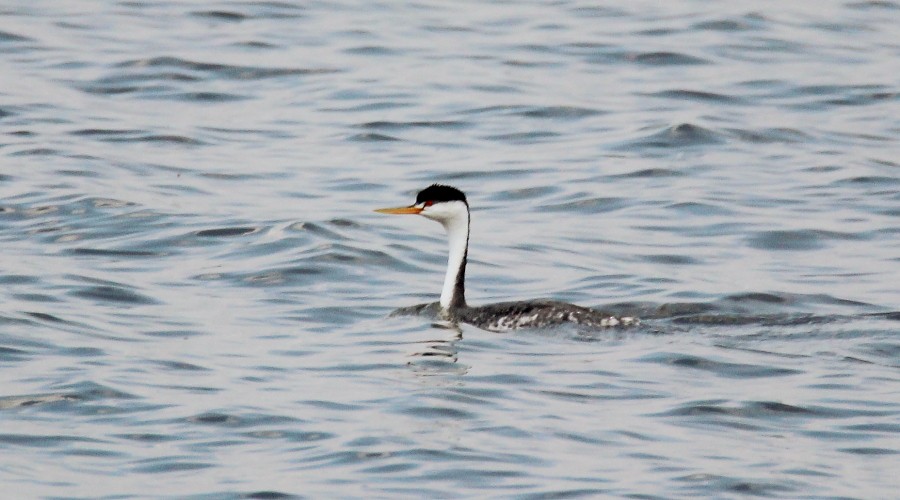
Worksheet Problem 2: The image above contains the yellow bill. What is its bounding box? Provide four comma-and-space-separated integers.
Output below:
374, 206, 423, 215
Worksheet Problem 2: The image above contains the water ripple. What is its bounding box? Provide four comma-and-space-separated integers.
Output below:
638, 353, 801, 378
616, 123, 726, 149
747, 229, 868, 251
116, 56, 337, 80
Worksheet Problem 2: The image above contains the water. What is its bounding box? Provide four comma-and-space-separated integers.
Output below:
1, 1, 898, 498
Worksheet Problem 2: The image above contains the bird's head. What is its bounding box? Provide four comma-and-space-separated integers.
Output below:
375, 184, 469, 226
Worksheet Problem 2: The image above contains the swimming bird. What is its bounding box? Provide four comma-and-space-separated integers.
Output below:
375, 184, 638, 332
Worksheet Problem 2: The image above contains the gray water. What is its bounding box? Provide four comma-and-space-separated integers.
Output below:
2, 1, 899, 498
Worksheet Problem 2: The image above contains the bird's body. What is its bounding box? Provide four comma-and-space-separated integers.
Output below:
376, 184, 637, 332
459, 299, 635, 332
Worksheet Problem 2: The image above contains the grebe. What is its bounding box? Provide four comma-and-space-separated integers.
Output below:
376, 184, 638, 332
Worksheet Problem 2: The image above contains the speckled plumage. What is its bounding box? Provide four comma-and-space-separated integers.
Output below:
458, 300, 638, 332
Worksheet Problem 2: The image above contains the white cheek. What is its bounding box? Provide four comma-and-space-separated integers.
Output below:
421, 201, 467, 223
422, 206, 450, 221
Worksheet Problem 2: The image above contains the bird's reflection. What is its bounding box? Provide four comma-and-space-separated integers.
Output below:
406, 320, 468, 376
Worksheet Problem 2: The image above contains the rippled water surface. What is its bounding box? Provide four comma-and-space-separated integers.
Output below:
2, 1, 899, 498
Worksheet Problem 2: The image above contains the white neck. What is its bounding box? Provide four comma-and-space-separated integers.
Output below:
434, 205, 469, 310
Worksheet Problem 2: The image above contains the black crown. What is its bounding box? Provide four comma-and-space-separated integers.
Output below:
416, 184, 467, 205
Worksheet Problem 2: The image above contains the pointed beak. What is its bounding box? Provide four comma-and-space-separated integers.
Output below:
374, 205, 423, 215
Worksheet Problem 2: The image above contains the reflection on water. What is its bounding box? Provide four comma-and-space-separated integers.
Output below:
407, 323, 466, 375
1, 0, 899, 498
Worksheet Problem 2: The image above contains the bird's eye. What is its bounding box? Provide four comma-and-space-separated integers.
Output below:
424, 201, 434, 207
